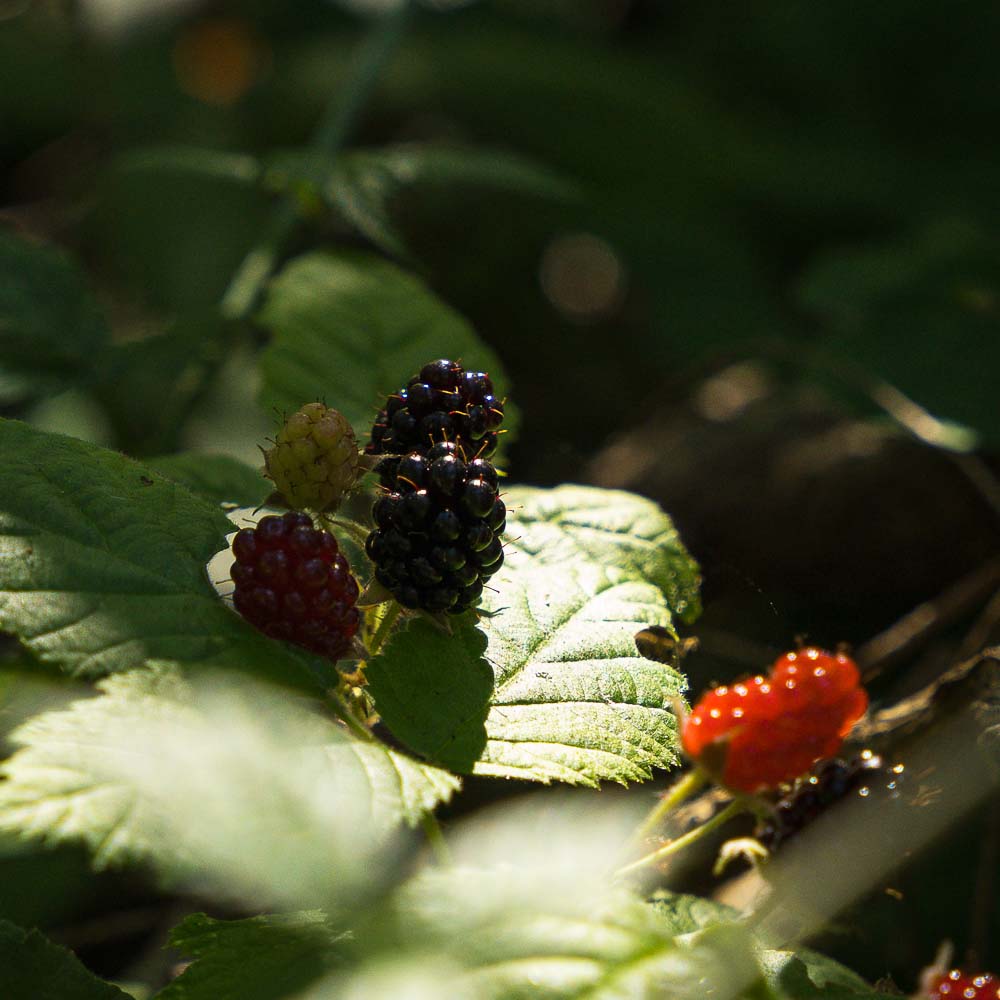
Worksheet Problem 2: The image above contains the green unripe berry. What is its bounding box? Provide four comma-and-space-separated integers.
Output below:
264, 403, 361, 512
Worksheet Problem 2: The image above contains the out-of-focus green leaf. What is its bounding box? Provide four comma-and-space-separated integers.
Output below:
798, 220, 1000, 445
257, 251, 516, 441
155, 911, 345, 1000
0, 666, 458, 904
0, 919, 129, 999
0, 419, 324, 688
0, 230, 110, 407
367, 485, 693, 785
267, 144, 576, 259
95, 316, 227, 456
146, 453, 269, 508
116, 146, 261, 186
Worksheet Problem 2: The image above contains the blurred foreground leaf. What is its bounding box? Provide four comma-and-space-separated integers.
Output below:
0, 666, 457, 905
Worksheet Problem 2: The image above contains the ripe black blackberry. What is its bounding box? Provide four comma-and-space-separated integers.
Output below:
230, 512, 361, 663
367, 359, 504, 482
364, 443, 506, 615
755, 749, 904, 850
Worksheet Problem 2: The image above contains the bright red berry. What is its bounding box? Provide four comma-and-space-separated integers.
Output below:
926, 970, 1000, 999
230, 512, 361, 663
681, 647, 868, 793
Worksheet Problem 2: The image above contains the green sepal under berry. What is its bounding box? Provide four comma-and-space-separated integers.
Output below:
264, 402, 361, 512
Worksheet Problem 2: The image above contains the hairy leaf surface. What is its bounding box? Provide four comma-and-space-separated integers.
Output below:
367, 486, 695, 785
0, 420, 319, 687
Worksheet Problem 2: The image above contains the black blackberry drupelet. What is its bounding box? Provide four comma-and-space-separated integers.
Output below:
365, 442, 506, 615
367, 359, 504, 484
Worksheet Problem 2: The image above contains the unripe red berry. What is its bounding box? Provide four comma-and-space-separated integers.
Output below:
926, 970, 1000, 999
682, 647, 868, 793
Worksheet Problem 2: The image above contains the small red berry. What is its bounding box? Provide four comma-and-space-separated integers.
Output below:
681, 647, 868, 793
230, 512, 361, 663
926, 970, 1000, 999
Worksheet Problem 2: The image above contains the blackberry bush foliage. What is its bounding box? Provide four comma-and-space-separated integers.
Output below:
0, 19, 992, 988
366, 444, 505, 614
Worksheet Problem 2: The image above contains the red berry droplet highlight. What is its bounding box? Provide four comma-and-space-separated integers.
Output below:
230, 512, 360, 663
681, 647, 868, 793
927, 970, 1000, 999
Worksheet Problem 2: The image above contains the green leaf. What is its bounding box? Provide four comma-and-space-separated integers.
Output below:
117, 145, 261, 186
798, 219, 1000, 445
267, 144, 576, 260
94, 316, 227, 456
0, 918, 129, 999
155, 912, 344, 1000
257, 251, 516, 444
146, 453, 269, 508
367, 486, 693, 785
0, 666, 458, 903
503, 485, 701, 624
0, 230, 110, 407
0, 419, 322, 687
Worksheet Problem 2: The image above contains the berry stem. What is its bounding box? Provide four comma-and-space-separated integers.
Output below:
615, 800, 746, 879
220, 0, 416, 320
327, 685, 375, 742
368, 601, 402, 657
630, 768, 709, 846
421, 812, 451, 866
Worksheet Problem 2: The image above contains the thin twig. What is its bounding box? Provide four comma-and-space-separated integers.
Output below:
220, 0, 416, 320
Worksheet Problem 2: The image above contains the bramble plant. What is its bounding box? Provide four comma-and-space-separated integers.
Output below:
2, 3, 999, 999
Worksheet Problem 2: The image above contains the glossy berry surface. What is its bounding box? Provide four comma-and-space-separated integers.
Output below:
230, 512, 360, 662
755, 749, 904, 849
365, 448, 506, 615
926, 970, 1000, 999
681, 647, 868, 793
367, 359, 505, 477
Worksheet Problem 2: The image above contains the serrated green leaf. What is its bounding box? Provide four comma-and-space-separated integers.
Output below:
798, 220, 1000, 445
0, 666, 458, 903
0, 918, 130, 999
266, 144, 576, 261
503, 485, 701, 624
155, 911, 345, 1000
257, 251, 517, 445
0, 230, 110, 407
0, 419, 323, 688
146, 453, 269, 508
367, 486, 693, 786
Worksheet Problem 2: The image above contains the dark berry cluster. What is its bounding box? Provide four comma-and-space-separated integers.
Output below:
365, 443, 506, 614
230, 512, 361, 662
755, 749, 904, 850
367, 359, 504, 477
